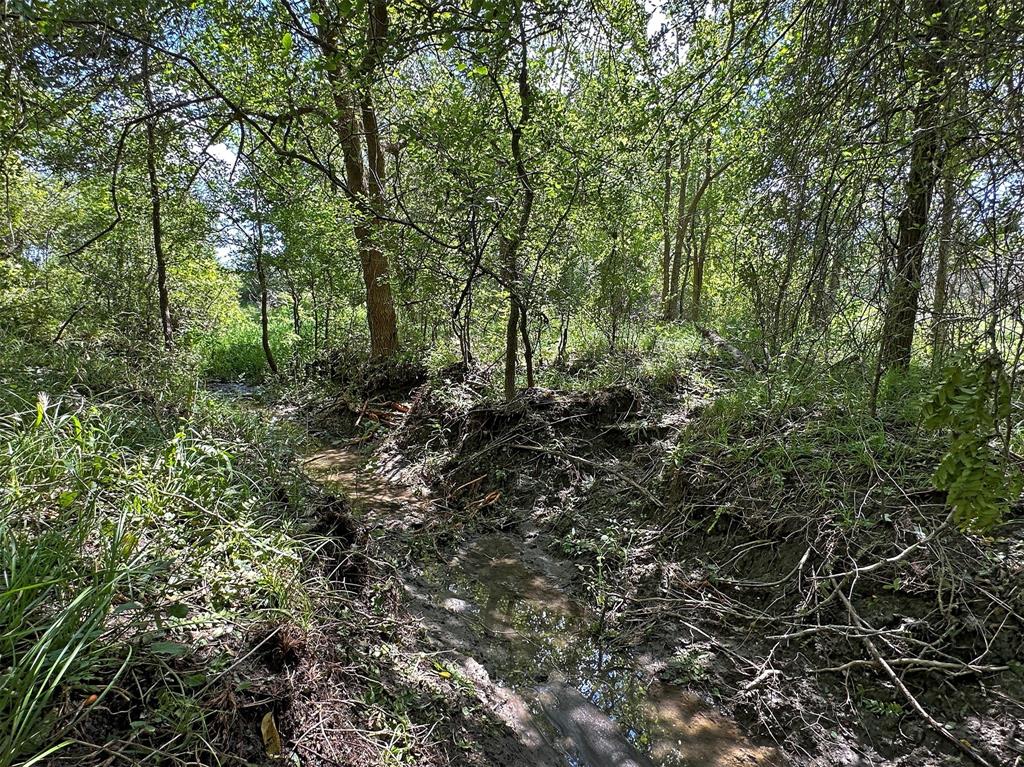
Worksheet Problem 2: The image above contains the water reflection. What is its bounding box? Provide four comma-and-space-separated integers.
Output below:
423, 535, 781, 767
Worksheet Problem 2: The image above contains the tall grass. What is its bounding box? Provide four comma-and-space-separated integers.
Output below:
1, 397, 140, 765
195, 307, 300, 383
0, 515, 140, 766
0, 380, 311, 765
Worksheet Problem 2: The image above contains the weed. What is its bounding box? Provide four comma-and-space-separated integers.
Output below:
662, 649, 713, 686
195, 307, 300, 383
0, 378, 311, 765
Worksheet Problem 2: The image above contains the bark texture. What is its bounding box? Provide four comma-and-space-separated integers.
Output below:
879, 0, 949, 371
316, 0, 399, 358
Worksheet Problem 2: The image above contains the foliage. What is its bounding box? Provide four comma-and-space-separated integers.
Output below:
196, 306, 300, 383
668, 365, 945, 531
923, 356, 1018, 530
2, 0, 1022, 391
0, 361, 310, 764
0, 485, 142, 766
1, 1, 1023, 759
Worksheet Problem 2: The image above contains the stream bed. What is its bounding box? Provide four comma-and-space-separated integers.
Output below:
411, 534, 780, 767
308, 446, 781, 767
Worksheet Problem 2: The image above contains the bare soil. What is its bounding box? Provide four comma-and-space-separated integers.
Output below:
303, 369, 1023, 767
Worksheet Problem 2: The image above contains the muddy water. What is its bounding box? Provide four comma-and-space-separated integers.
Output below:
307, 447, 780, 767
422, 534, 779, 767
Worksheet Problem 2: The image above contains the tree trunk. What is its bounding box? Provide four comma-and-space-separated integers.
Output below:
501, 4, 535, 401
311, 277, 320, 352
806, 172, 839, 332
454, 285, 474, 367
329, 82, 398, 358
931, 171, 955, 368
879, 0, 948, 371
285, 274, 302, 335
255, 219, 278, 375
142, 44, 172, 351
691, 207, 712, 321
361, 93, 387, 206
668, 135, 729, 322
354, 221, 398, 357
504, 267, 520, 401
519, 304, 535, 389
814, 243, 844, 342
317, 3, 399, 359
660, 141, 674, 303
556, 311, 569, 364
665, 144, 689, 321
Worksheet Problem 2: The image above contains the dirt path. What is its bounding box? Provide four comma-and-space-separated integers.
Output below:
306, 444, 782, 767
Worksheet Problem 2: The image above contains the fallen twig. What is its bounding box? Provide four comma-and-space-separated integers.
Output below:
719, 546, 812, 588
814, 511, 953, 580
511, 443, 665, 508
814, 658, 1009, 675
833, 580, 996, 767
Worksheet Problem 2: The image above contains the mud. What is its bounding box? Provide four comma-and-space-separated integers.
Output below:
307, 446, 781, 767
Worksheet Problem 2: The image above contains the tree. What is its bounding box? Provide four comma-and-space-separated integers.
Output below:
879, 0, 950, 371
311, 0, 399, 359
142, 41, 174, 350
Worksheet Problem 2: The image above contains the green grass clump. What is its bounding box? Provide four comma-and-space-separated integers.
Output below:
0, 499, 142, 766
537, 322, 701, 394
667, 364, 943, 530
0, 382, 312, 765
195, 307, 300, 383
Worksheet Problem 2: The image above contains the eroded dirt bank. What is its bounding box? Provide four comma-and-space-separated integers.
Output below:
300, 368, 1022, 767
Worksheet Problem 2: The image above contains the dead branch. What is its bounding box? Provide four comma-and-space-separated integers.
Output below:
814, 511, 953, 580
833, 580, 997, 767
696, 325, 759, 372
511, 443, 665, 508
814, 658, 1009, 675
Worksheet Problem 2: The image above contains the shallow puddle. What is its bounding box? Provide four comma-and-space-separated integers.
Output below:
306, 448, 779, 767
423, 534, 780, 767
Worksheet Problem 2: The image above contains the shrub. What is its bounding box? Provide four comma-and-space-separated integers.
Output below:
923, 355, 1021, 530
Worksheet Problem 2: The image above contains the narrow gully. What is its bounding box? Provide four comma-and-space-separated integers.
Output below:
307, 446, 781, 767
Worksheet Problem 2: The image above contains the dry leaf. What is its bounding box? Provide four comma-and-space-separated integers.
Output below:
261, 712, 282, 757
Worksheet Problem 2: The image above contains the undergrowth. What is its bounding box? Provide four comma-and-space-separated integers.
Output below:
668, 359, 1022, 535
0, 344, 314, 765
195, 306, 300, 383
1, 334, 517, 767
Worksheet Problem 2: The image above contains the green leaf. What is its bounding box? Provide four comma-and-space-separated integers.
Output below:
281, 31, 293, 53
149, 641, 190, 657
